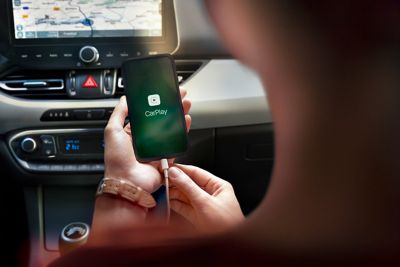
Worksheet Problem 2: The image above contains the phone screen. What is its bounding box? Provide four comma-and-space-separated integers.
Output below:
122, 55, 188, 161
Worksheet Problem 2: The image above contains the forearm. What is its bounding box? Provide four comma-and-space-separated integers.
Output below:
89, 195, 147, 244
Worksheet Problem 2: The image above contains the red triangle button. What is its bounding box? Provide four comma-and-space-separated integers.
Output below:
82, 75, 98, 88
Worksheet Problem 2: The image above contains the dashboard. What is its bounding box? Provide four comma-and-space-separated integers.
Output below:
0, 1, 272, 266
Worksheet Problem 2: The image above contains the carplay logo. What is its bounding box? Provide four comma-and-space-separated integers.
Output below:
145, 109, 168, 117
148, 94, 161, 106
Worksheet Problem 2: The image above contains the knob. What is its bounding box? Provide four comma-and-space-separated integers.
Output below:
79, 46, 99, 64
59, 222, 90, 255
21, 137, 37, 153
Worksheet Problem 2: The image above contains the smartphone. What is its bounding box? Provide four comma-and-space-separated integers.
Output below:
122, 54, 188, 162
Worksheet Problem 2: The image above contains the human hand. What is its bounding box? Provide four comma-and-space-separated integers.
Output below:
104, 89, 192, 193
168, 164, 244, 233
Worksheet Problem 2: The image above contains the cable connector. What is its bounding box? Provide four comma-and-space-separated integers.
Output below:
161, 158, 170, 223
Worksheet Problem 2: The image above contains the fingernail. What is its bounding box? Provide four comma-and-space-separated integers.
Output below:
169, 167, 181, 179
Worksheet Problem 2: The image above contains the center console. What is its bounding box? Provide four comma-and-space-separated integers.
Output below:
0, 1, 186, 263
9, 128, 105, 173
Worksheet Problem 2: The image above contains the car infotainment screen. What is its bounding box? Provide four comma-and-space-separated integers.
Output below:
12, 0, 162, 39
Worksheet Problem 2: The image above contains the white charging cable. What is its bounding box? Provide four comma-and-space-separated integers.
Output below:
161, 158, 170, 223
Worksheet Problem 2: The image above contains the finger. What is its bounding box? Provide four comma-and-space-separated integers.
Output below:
182, 99, 191, 115
169, 187, 190, 204
180, 88, 187, 99
185, 115, 192, 133
107, 96, 128, 131
168, 167, 209, 202
170, 200, 195, 225
123, 123, 132, 136
175, 164, 227, 195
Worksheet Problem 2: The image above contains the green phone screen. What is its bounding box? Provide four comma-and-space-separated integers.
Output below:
122, 55, 188, 161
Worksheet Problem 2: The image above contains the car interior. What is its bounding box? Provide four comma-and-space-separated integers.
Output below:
1, 1, 273, 266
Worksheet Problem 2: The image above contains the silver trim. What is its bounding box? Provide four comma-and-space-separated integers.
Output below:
23, 81, 47, 87
171, 0, 181, 55
79, 46, 99, 64
8, 128, 104, 172
21, 137, 37, 153
0, 79, 64, 91
60, 222, 90, 244
117, 77, 124, 88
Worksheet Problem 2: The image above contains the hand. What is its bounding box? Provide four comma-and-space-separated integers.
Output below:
168, 164, 244, 233
104, 89, 192, 193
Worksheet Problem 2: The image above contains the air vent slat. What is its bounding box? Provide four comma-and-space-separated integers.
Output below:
0, 70, 67, 99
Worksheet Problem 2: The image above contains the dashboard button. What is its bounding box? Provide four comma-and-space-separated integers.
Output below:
21, 137, 37, 153
73, 110, 90, 120
40, 135, 56, 157
79, 46, 99, 64
91, 109, 105, 119
73, 109, 105, 120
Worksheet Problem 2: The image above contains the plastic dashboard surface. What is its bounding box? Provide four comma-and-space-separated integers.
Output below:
0, 0, 271, 134
0, 59, 269, 134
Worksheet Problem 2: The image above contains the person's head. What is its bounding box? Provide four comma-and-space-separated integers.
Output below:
204, 1, 400, 82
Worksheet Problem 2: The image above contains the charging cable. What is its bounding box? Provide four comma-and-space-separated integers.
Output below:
161, 158, 170, 223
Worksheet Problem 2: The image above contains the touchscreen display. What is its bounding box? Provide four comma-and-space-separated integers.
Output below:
12, 0, 162, 39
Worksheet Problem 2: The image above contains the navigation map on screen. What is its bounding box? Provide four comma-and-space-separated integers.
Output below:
12, 0, 162, 39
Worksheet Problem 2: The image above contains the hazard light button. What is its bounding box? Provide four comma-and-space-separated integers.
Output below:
66, 70, 116, 99
82, 75, 98, 88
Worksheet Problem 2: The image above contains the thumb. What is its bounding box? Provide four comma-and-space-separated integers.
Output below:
168, 167, 208, 203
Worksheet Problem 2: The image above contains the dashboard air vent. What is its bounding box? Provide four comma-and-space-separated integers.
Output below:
115, 60, 207, 96
0, 70, 67, 99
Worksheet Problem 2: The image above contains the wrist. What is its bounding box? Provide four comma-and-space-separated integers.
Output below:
91, 195, 147, 237
96, 177, 157, 209
104, 169, 155, 193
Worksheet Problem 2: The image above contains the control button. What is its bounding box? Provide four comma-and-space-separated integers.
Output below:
20, 54, 29, 59
40, 135, 56, 157
73, 109, 105, 120
73, 110, 90, 120
91, 109, 105, 119
21, 138, 37, 153
105, 52, 114, 58
41, 110, 73, 121
49, 53, 59, 58
120, 52, 129, 57
105, 108, 114, 119
81, 75, 98, 88
79, 46, 99, 64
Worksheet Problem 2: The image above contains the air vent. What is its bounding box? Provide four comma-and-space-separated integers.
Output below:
115, 60, 207, 96
0, 70, 68, 99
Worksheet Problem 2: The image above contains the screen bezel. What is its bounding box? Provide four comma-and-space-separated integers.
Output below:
8, 0, 174, 46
